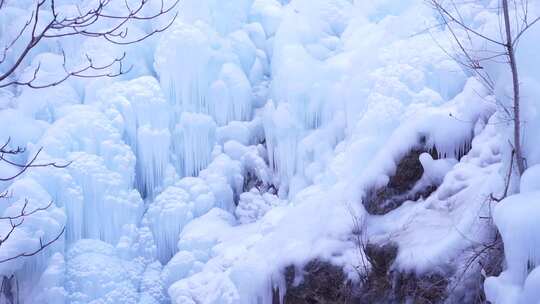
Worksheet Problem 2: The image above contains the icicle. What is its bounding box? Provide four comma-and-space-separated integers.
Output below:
173, 113, 217, 177
27, 165, 84, 244
214, 63, 253, 125
263, 102, 301, 190
155, 22, 254, 126
146, 186, 193, 264
136, 126, 171, 199
95, 77, 171, 200
146, 177, 216, 264
155, 21, 218, 118
68, 152, 143, 244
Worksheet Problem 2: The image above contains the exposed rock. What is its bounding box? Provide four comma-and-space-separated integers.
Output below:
273, 243, 453, 304
357, 242, 450, 304
389, 272, 449, 304
363, 148, 438, 215
273, 260, 356, 304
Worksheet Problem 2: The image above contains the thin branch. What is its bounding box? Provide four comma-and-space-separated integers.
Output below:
0, 227, 65, 264
0, 0, 179, 89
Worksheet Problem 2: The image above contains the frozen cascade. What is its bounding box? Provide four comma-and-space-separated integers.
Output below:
155, 21, 255, 126
146, 152, 242, 264
29, 253, 66, 304
136, 126, 171, 199
35, 106, 143, 244
179, 0, 254, 36
155, 21, 218, 119
262, 102, 301, 192
173, 113, 217, 177
145, 178, 218, 265
146, 186, 194, 264
94, 76, 171, 199
68, 152, 144, 244
3, 0, 540, 303
209, 63, 253, 126
198, 153, 244, 212
37, 106, 137, 187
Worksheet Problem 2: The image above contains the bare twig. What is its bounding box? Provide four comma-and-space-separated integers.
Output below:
0, 0, 179, 88
427, 0, 537, 176
0, 138, 67, 264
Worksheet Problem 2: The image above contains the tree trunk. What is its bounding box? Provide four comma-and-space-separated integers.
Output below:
502, 0, 526, 176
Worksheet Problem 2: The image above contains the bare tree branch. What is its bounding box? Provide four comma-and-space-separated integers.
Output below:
0, 227, 65, 264
0, 138, 67, 265
428, 0, 538, 176
0, 0, 179, 89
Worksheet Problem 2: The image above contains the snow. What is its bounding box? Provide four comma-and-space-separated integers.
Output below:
485, 190, 540, 304
368, 116, 503, 274
418, 153, 458, 187
520, 165, 540, 193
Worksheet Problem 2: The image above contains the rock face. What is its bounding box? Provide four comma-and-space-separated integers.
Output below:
273, 244, 454, 304
272, 140, 484, 303
363, 148, 438, 215
355, 242, 447, 304
274, 260, 356, 304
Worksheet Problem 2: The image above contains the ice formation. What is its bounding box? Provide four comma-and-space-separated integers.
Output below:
173, 113, 217, 177
65, 240, 143, 304
93, 76, 171, 199
1, 0, 540, 303
146, 177, 215, 263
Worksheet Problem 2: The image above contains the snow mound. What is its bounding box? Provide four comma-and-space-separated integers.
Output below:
485, 187, 540, 304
